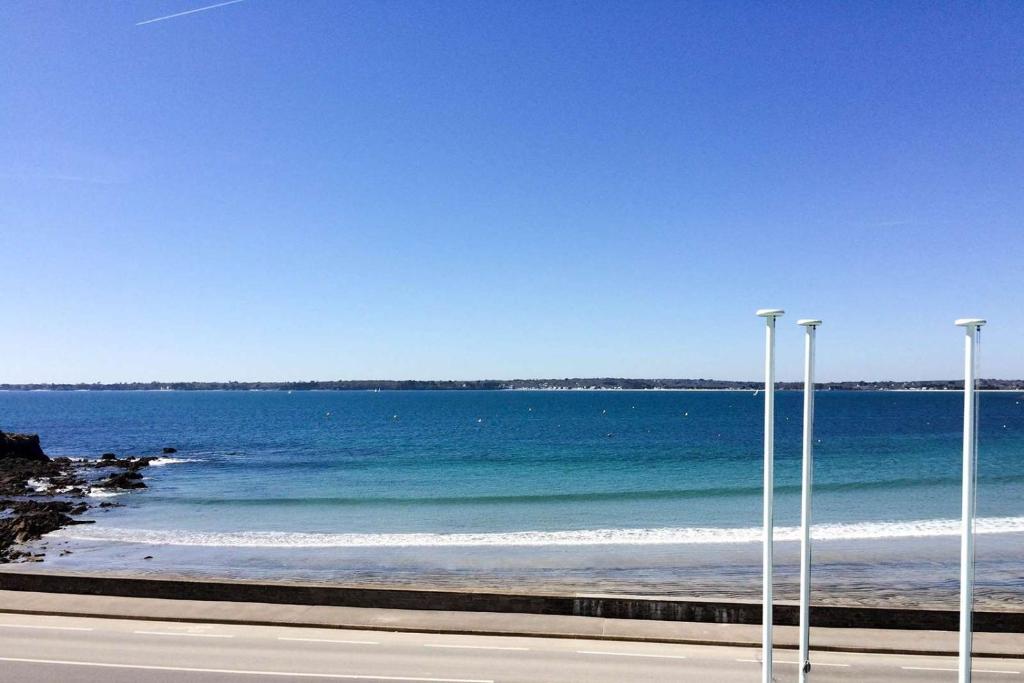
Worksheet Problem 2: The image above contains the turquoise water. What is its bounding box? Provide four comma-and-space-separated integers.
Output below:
2, 390, 1023, 604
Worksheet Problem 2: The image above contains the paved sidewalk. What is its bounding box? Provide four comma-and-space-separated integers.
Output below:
1, 589, 1021, 658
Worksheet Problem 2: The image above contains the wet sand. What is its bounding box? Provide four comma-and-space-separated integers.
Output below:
14, 531, 1024, 612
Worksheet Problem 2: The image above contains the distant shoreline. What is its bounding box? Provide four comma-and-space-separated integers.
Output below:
2, 380, 1023, 392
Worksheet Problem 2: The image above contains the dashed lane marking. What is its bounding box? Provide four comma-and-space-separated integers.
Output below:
424, 644, 529, 651
279, 637, 380, 645
0, 623, 93, 632
736, 659, 849, 667
0, 656, 494, 682
578, 650, 687, 660
902, 667, 1019, 675
133, 630, 234, 638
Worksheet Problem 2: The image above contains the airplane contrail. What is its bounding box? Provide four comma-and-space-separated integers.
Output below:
136, 0, 246, 26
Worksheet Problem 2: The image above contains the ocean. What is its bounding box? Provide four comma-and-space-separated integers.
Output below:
2, 389, 1023, 608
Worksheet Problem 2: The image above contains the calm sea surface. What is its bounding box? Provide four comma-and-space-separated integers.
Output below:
2, 390, 1023, 607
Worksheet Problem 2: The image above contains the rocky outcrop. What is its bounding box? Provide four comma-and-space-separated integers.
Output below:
0, 431, 48, 462
0, 430, 167, 563
0, 500, 93, 562
97, 471, 146, 490
91, 455, 154, 472
0, 438, 76, 497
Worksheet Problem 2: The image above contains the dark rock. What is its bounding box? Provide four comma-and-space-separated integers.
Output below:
0, 455, 68, 497
0, 432, 49, 463
0, 431, 152, 562
47, 471, 87, 494
162, 447, 177, 454
97, 471, 146, 490
2, 499, 90, 516
92, 455, 154, 471
0, 499, 95, 560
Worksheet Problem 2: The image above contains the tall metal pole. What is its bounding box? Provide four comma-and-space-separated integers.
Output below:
797, 319, 821, 682
955, 318, 985, 683
757, 308, 783, 683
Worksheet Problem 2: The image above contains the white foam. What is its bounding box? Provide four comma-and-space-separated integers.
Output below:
86, 488, 126, 499
148, 458, 203, 467
26, 477, 75, 494
47, 516, 1024, 548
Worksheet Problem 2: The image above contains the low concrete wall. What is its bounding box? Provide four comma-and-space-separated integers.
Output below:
573, 596, 1024, 632
1, 572, 1021, 633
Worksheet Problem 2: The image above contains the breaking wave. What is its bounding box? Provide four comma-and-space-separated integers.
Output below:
148, 457, 204, 467
49, 516, 1024, 548
86, 489, 126, 498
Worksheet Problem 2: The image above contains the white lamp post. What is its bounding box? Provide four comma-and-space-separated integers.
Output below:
955, 318, 985, 683
756, 308, 784, 683
797, 319, 821, 682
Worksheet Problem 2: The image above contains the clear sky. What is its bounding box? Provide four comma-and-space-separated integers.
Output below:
2, 1, 1022, 383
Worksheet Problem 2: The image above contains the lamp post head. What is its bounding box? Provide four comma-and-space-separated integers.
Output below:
797, 319, 822, 327
954, 318, 987, 328
756, 309, 785, 318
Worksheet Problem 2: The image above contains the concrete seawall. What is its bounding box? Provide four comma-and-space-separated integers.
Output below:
1, 572, 1021, 633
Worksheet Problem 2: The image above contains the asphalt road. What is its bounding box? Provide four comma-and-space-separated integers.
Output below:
0, 613, 1020, 682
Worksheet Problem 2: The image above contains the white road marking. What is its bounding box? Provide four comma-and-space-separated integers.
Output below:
902, 667, 1019, 675
735, 658, 848, 667
424, 644, 529, 651
0, 656, 494, 682
0, 623, 93, 632
133, 630, 234, 638
578, 650, 687, 660
279, 637, 380, 645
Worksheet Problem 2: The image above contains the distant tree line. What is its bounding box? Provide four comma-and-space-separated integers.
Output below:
1, 379, 1022, 391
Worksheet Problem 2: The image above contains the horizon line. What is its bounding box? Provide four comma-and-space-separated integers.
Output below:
1, 377, 1022, 387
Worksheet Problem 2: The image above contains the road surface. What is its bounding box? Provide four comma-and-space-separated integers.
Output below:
0, 612, 1019, 682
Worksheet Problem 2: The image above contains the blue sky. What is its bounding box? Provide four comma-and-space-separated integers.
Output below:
2, 1, 1022, 383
